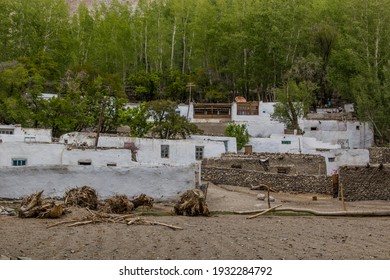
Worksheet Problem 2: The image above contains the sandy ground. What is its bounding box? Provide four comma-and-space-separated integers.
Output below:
1, 183, 390, 260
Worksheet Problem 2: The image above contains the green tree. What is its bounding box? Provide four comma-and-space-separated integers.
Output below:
146, 100, 202, 139
119, 103, 153, 137
272, 80, 317, 132
225, 122, 249, 151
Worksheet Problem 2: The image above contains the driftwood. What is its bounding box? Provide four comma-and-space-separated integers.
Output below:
246, 204, 282, 219
130, 193, 154, 209
127, 217, 183, 230
174, 189, 209, 216
19, 191, 65, 219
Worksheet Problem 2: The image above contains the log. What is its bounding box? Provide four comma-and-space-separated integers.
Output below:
247, 204, 282, 219
236, 208, 390, 217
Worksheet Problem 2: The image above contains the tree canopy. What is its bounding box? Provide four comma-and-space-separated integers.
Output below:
1, 0, 390, 142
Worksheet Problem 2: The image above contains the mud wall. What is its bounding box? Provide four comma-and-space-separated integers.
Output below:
339, 165, 390, 201
0, 165, 196, 200
202, 166, 332, 194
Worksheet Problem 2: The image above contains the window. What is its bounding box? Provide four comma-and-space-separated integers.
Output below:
281, 140, 291, 145
78, 160, 92, 165
356, 125, 360, 130
12, 159, 27, 166
161, 145, 169, 158
310, 127, 318, 131
107, 162, 117, 167
24, 137, 36, 143
0, 129, 14, 135
237, 102, 259, 115
195, 146, 204, 160
328, 157, 336, 162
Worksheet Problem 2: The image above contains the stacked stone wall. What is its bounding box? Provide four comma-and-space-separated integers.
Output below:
204, 153, 326, 175
369, 147, 390, 164
339, 165, 390, 201
202, 166, 332, 195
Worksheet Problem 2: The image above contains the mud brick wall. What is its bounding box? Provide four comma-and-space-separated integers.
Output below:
203, 153, 326, 175
202, 166, 332, 195
369, 147, 390, 164
339, 165, 390, 201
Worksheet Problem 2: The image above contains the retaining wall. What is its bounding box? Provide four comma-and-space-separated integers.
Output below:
202, 166, 332, 194
339, 165, 390, 201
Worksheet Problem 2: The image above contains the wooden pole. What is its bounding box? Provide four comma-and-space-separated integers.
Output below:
340, 183, 347, 211
267, 184, 271, 209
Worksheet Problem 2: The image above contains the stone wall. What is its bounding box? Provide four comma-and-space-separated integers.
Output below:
202, 166, 332, 195
369, 147, 390, 164
339, 165, 390, 201
203, 153, 326, 175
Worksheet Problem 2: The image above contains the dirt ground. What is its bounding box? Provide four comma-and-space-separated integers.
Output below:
1, 183, 390, 260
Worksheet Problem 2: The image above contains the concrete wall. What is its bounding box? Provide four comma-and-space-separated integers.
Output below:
339, 165, 390, 201
202, 166, 332, 195
0, 165, 196, 200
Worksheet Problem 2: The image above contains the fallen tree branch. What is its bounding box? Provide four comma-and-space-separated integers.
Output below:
236, 208, 390, 217
46, 219, 79, 228
68, 220, 97, 227
274, 208, 390, 217
127, 217, 183, 230
247, 204, 282, 219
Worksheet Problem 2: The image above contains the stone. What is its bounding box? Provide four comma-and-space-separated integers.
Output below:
257, 193, 266, 200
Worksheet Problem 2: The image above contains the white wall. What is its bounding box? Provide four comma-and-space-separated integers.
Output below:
62, 149, 136, 167
0, 142, 63, 167
0, 165, 196, 200
303, 120, 374, 148
0, 125, 52, 143
59, 133, 233, 165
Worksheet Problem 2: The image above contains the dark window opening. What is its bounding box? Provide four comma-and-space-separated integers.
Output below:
12, 159, 27, 166
195, 146, 204, 160
161, 145, 169, 158
78, 160, 92, 165
281, 140, 291, 145
356, 125, 360, 130
310, 127, 318, 131
328, 157, 336, 162
107, 162, 117, 167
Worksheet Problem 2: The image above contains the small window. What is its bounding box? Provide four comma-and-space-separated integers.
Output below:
161, 145, 169, 158
281, 140, 291, 145
12, 159, 27, 166
310, 127, 318, 131
356, 125, 360, 130
78, 160, 92, 165
328, 157, 336, 162
195, 146, 204, 160
24, 137, 36, 143
107, 162, 117, 167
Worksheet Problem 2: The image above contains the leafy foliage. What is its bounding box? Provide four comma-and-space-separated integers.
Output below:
146, 100, 202, 139
272, 80, 317, 132
225, 122, 249, 151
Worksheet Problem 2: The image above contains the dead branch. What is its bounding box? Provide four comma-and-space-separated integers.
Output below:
68, 220, 97, 227
46, 219, 79, 228
127, 217, 183, 230
247, 204, 282, 219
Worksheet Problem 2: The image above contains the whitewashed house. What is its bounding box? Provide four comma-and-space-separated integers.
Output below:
0, 124, 52, 143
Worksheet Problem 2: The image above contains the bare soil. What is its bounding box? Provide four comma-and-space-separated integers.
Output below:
1, 183, 390, 260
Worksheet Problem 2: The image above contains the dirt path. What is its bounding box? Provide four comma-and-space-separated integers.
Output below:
1, 183, 390, 260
